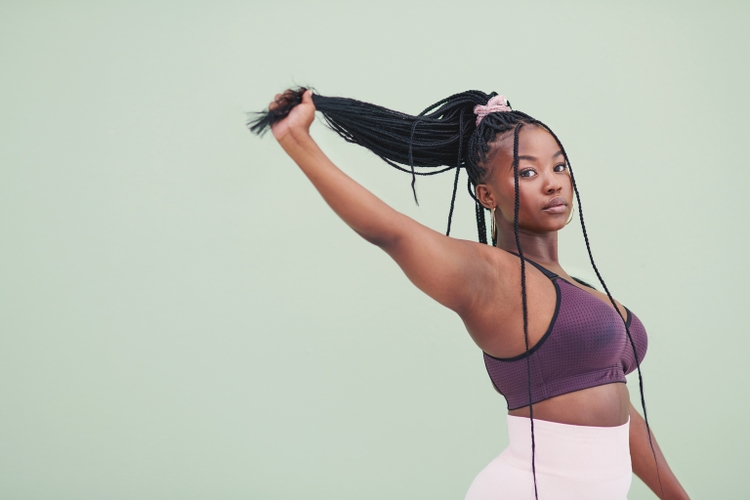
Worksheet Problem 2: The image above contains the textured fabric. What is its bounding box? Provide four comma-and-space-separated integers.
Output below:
483, 258, 648, 410
465, 415, 632, 500
474, 95, 512, 125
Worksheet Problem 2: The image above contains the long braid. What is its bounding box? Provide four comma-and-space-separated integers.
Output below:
491, 212, 498, 248
537, 122, 664, 497
445, 110, 465, 236
475, 199, 488, 244
511, 123, 539, 500
408, 119, 422, 204
446, 165, 461, 236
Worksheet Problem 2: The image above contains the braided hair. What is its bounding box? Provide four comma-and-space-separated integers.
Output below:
249, 88, 661, 498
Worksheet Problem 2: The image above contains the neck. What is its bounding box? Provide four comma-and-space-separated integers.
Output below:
495, 225, 559, 266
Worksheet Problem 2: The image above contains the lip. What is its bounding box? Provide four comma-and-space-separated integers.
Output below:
542, 197, 568, 214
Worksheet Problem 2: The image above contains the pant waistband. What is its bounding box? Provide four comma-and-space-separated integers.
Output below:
505, 415, 631, 480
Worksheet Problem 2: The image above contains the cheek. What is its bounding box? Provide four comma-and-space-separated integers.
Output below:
496, 184, 534, 218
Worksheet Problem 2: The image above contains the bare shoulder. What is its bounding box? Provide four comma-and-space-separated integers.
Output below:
452, 240, 520, 288
455, 244, 531, 316
480, 244, 521, 283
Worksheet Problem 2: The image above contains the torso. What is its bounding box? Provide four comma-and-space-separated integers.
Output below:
462, 248, 637, 428
508, 382, 631, 427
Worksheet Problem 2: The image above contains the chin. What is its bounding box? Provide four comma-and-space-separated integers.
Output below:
542, 219, 568, 232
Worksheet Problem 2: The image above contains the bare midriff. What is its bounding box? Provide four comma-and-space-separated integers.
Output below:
508, 382, 631, 427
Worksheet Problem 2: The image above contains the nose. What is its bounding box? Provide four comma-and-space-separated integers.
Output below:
542, 171, 563, 194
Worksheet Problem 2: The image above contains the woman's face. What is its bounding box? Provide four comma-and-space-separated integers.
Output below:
478, 124, 573, 233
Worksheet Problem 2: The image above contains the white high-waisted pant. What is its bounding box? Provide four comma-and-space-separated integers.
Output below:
465, 415, 632, 500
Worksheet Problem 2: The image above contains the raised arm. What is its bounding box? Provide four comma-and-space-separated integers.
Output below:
629, 403, 690, 499
269, 90, 506, 316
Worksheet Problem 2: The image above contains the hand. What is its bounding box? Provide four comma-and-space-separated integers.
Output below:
270, 89, 316, 142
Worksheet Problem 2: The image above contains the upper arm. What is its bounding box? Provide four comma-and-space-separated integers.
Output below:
375, 212, 508, 316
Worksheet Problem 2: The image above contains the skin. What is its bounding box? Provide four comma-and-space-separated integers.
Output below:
269, 90, 689, 499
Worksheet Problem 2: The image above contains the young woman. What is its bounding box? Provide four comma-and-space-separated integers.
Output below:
250, 89, 689, 499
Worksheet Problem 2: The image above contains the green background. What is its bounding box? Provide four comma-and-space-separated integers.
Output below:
1, 1, 747, 498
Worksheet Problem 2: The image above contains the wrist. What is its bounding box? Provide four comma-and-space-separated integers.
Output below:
277, 126, 311, 147
277, 127, 320, 161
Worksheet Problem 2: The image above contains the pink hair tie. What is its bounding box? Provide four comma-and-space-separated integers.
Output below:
474, 95, 512, 126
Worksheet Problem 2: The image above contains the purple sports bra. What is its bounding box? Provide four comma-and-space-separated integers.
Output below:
483, 257, 648, 410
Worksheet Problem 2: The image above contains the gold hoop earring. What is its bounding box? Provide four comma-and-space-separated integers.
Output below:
491, 207, 498, 241
565, 205, 576, 226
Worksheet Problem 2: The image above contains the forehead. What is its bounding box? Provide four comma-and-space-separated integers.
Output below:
488, 125, 562, 170
496, 125, 559, 154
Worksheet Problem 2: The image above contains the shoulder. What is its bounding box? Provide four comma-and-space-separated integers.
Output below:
457, 244, 534, 315
465, 243, 521, 284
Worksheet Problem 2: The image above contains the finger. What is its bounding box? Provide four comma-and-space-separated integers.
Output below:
269, 93, 283, 110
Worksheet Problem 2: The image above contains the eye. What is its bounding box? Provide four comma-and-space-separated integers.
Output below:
554, 163, 568, 173
519, 168, 536, 178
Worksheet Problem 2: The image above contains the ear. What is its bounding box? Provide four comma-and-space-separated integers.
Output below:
475, 183, 496, 210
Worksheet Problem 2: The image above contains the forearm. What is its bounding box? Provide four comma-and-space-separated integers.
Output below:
629, 405, 689, 499
277, 129, 405, 246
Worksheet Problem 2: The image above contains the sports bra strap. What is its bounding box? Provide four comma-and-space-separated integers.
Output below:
505, 250, 558, 280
